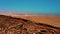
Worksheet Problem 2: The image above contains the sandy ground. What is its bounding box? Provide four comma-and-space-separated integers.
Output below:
3, 14, 60, 27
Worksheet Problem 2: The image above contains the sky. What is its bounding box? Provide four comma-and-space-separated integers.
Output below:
0, 0, 60, 15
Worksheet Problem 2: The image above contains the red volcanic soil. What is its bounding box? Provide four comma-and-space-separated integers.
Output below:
0, 14, 60, 34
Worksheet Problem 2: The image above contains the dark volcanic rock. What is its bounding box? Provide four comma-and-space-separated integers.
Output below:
0, 15, 60, 34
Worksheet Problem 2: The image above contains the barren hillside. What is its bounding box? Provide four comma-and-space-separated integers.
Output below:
0, 15, 60, 34
4, 14, 60, 27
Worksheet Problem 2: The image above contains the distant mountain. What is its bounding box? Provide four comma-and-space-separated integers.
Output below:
0, 15, 60, 34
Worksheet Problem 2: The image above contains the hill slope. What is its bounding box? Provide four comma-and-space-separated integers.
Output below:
0, 15, 60, 34
4, 14, 60, 27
